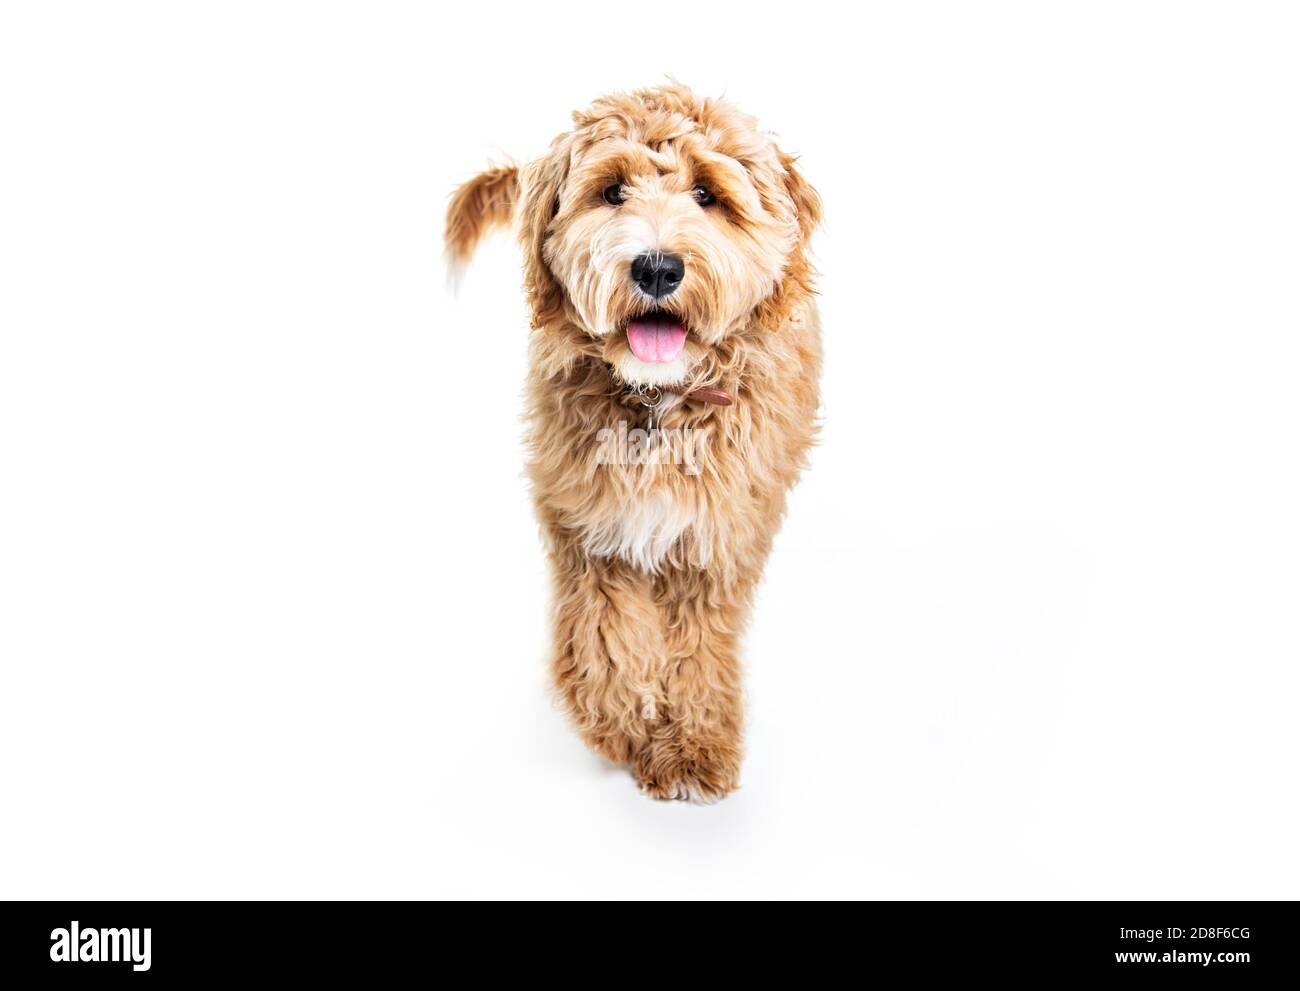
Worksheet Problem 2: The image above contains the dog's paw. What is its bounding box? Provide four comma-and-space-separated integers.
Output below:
634, 735, 741, 803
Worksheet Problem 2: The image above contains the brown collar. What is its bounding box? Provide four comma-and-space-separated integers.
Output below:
672, 387, 733, 406
625, 381, 732, 431
623, 381, 734, 419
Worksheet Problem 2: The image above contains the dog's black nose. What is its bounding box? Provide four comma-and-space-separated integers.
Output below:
630, 252, 685, 300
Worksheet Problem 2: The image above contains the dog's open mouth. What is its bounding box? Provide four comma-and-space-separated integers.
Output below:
625, 311, 688, 364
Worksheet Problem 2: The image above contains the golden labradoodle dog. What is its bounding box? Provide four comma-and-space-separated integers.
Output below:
446, 84, 821, 801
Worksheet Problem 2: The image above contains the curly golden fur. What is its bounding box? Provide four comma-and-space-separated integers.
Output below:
446, 84, 821, 801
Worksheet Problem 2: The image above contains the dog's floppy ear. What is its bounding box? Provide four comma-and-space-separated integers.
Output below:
517, 140, 572, 326
778, 150, 822, 247
445, 164, 520, 275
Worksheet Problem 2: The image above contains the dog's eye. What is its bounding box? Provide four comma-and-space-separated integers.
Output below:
692, 185, 717, 206
603, 184, 626, 206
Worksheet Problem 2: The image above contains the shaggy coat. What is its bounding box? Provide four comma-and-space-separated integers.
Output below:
447, 85, 821, 801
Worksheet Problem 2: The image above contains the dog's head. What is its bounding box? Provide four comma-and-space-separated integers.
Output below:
447, 84, 820, 387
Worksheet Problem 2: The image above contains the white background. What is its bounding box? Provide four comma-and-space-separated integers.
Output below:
2, 2, 1297, 899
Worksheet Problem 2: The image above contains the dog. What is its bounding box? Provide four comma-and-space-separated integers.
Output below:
446, 84, 821, 801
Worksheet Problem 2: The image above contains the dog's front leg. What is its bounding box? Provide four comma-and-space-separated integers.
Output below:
635, 568, 750, 802
548, 533, 666, 765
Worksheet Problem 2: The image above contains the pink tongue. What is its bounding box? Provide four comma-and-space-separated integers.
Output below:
626, 319, 687, 363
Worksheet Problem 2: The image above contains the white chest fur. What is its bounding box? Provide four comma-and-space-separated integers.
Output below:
580, 491, 701, 572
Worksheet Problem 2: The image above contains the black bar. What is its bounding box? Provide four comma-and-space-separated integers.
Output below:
0, 901, 1288, 981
